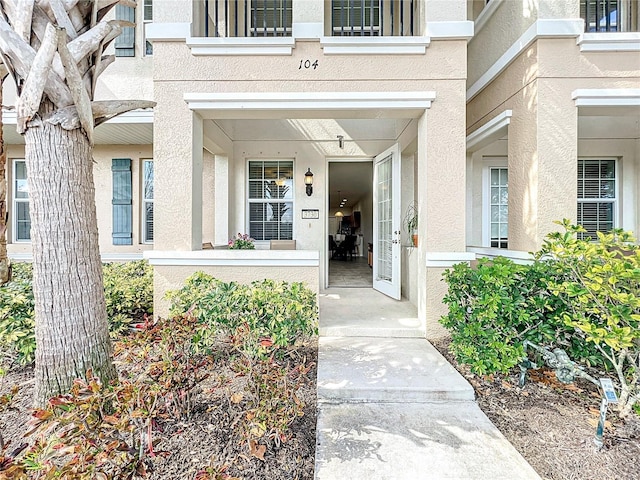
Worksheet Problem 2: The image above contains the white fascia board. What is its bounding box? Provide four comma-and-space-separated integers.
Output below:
184, 91, 436, 111
145, 22, 190, 41
467, 19, 584, 102
425, 252, 476, 267
425, 21, 474, 41
572, 89, 640, 107
2, 109, 153, 125
577, 32, 640, 52
473, 0, 504, 35
466, 110, 512, 152
186, 37, 295, 56
320, 36, 430, 55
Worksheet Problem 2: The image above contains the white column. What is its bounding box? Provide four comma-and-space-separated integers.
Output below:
214, 154, 230, 245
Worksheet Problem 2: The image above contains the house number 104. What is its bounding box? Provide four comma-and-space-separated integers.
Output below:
299, 59, 319, 70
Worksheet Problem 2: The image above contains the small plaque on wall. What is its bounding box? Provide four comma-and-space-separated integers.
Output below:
301, 209, 319, 219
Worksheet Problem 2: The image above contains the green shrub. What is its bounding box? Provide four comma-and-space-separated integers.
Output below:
103, 260, 154, 335
0, 272, 36, 365
537, 221, 639, 417
0, 261, 153, 364
167, 275, 318, 359
440, 257, 575, 375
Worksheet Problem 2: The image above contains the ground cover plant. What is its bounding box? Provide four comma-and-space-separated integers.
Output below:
0, 273, 318, 479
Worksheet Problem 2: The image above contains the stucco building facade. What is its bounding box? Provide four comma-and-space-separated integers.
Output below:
3, 0, 639, 338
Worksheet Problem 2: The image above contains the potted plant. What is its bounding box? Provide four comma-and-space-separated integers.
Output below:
228, 233, 255, 249
403, 202, 418, 247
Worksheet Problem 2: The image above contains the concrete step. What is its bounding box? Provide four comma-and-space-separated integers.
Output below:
315, 402, 541, 480
318, 337, 474, 403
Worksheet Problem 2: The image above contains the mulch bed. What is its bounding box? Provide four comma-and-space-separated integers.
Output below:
0, 341, 317, 480
432, 338, 640, 480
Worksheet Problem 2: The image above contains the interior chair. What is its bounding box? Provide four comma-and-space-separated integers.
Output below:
329, 235, 338, 258
341, 235, 357, 261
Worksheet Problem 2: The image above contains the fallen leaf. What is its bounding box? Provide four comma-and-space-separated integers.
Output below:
249, 440, 266, 461
230, 393, 243, 404
501, 380, 512, 390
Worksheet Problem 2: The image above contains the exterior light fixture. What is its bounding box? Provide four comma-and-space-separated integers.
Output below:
337, 135, 344, 149
304, 168, 314, 196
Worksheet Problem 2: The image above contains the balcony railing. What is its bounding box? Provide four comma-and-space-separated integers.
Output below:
331, 0, 417, 36
581, 0, 640, 32
201, 0, 292, 37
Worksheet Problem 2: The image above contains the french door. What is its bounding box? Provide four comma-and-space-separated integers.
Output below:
372, 144, 401, 299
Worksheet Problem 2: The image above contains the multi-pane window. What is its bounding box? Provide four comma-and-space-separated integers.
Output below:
577, 159, 616, 240
13, 160, 30, 242
251, 0, 292, 36
331, 0, 417, 36
248, 160, 293, 241
581, 0, 639, 32
142, 160, 154, 243
489, 167, 508, 249
144, 0, 153, 55
115, 5, 135, 56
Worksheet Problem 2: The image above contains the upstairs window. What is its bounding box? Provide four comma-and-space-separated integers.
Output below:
248, 160, 293, 241
331, 0, 417, 36
144, 0, 153, 55
577, 159, 617, 240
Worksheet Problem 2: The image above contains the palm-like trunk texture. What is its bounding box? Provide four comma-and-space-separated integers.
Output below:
0, 67, 9, 285
28, 101, 115, 404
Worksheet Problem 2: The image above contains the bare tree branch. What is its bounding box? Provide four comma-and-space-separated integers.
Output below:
0, 15, 73, 108
97, 0, 137, 23
16, 23, 57, 133
11, 0, 35, 42
48, 0, 78, 38
57, 26, 93, 144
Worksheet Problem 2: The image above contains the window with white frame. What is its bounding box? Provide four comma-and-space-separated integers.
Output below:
489, 167, 508, 248
577, 159, 616, 240
115, 5, 135, 57
248, 160, 293, 241
13, 159, 31, 242
144, 0, 153, 55
142, 159, 154, 243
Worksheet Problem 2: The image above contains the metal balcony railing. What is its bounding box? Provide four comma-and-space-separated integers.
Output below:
331, 0, 418, 36
581, 0, 640, 32
201, 0, 292, 37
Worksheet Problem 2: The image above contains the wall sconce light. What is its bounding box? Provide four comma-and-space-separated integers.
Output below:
337, 135, 344, 149
304, 168, 314, 196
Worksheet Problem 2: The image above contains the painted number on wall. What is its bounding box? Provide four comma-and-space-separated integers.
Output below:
299, 59, 319, 70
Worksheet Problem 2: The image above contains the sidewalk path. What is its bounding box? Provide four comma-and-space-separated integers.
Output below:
315, 289, 541, 480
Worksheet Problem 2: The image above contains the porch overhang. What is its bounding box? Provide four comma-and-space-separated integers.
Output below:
145, 249, 319, 267
184, 92, 436, 120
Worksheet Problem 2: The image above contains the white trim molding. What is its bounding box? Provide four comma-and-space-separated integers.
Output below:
320, 36, 430, 55
467, 19, 584, 101
184, 91, 436, 113
577, 32, 640, 52
186, 36, 295, 56
144, 249, 320, 267
467, 246, 534, 265
425, 21, 474, 41
425, 252, 476, 268
466, 110, 512, 152
572, 89, 640, 107
145, 22, 190, 42
2, 108, 154, 125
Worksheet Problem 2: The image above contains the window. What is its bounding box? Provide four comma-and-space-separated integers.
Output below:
144, 0, 153, 55
489, 167, 508, 248
248, 160, 293, 241
12, 160, 30, 242
577, 159, 617, 240
115, 5, 135, 57
112, 159, 133, 245
331, 0, 417, 36
142, 160, 154, 243
251, 0, 292, 37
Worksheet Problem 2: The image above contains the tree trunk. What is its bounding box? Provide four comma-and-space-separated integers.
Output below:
0, 67, 9, 286
27, 101, 115, 406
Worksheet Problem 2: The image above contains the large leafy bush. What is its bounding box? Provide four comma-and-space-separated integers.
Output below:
0, 263, 36, 364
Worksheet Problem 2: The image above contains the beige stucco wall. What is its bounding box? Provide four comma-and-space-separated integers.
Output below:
153, 264, 320, 318
5, 144, 154, 255
467, 36, 640, 250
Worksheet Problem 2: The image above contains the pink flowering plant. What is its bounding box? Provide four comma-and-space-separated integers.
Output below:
228, 233, 255, 250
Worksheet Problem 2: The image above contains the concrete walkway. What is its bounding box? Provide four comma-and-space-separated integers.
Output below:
315, 288, 541, 480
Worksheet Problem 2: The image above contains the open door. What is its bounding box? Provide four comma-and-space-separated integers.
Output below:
373, 144, 401, 299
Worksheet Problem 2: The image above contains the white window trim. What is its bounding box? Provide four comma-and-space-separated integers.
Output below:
143, 0, 153, 56
12, 158, 30, 243
141, 159, 154, 244
577, 157, 620, 237
246, 158, 295, 245
481, 158, 508, 248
